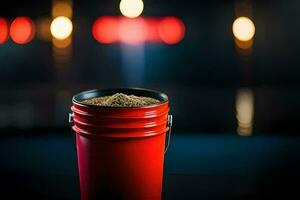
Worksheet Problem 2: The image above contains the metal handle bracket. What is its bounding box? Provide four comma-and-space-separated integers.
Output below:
69, 112, 74, 125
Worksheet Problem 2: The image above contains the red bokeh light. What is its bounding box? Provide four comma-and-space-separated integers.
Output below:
145, 18, 160, 42
91, 16, 185, 45
118, 18, 146, 45
92, 16, 119, 44
158, 17, 185, 44
0, 17, 9, 44
10, 17, 35, 44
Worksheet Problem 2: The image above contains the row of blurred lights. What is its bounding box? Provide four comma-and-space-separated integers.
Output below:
0, 15, 255, 45
0, 16, 73, 45
0, 0, 256, 46
0, 15, 184, 45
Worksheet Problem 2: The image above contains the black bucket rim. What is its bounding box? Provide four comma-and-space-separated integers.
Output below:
72, 88, 169, 109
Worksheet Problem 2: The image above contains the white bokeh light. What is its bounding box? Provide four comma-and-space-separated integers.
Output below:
119, 0, 144, 18
50, 16, 73, 40
232, 17, 255, 41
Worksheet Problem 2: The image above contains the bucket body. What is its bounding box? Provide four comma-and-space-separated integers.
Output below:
71, 88, 170, 200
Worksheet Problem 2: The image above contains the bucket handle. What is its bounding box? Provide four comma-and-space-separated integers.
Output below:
165, 115, 173, 154
69, 112, 173, 154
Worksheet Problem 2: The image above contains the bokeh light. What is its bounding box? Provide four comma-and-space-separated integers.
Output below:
232, 17, 255, 41
92, 16, 119, 44
0, 17, 9, 44
234, 37, 253, 50
52, 1, 73, 18
50, 16, 73, 40
119, 0, 144, 18
36, 17, 51, 41
158, 17, 185, 44
52, 36, 71, 48
145, 18, 160, 42
236, 88, 254, 136
119, 18, 146, 44
10, 17, 35, 44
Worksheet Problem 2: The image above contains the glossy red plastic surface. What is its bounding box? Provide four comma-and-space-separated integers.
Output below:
71, 89, 169, 200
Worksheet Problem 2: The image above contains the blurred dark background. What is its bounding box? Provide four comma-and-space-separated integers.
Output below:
0, 0, 299, 134
1, 0, 300, 199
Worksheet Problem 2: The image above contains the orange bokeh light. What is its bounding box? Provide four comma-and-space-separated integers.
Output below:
0, 17, 9, 44
92, 16, 119, 44
158, 17, 185, 44
52, 36, 72, 49
10, 17, 35, 44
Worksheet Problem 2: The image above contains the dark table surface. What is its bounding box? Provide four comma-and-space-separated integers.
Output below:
1, 132, 299, 199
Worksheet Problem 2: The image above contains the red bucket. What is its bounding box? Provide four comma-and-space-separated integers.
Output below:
69, 88, 172, 200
